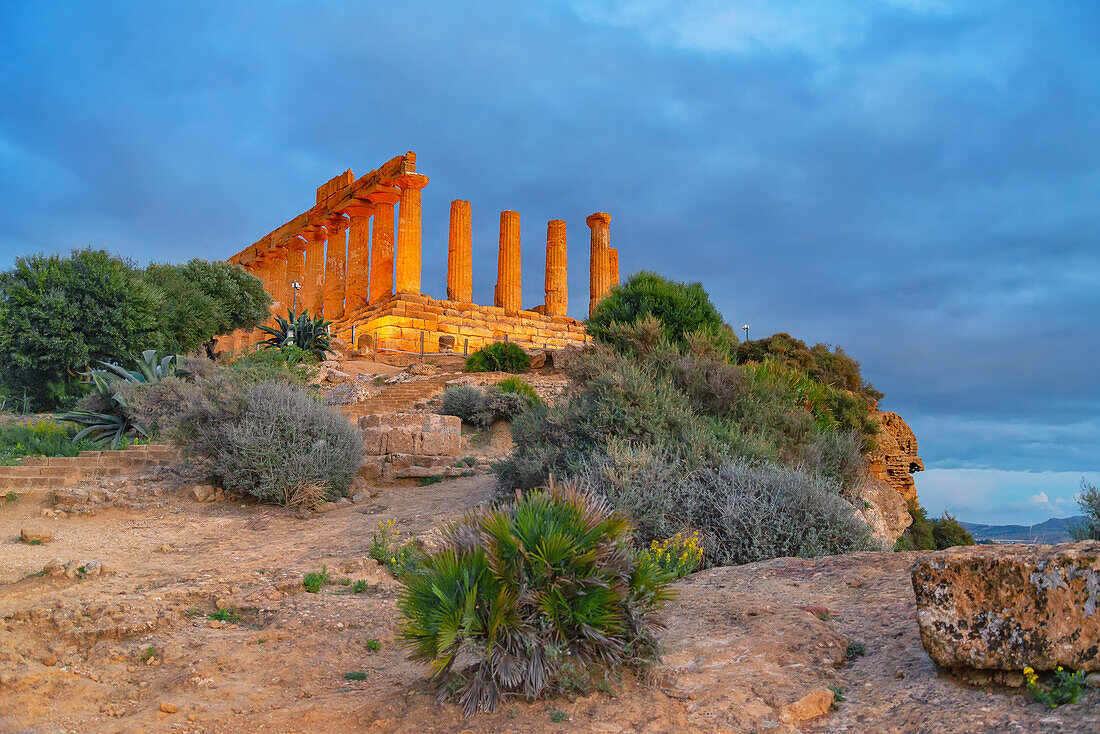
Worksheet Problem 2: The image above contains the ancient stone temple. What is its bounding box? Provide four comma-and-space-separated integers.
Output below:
223, 152, 619, 354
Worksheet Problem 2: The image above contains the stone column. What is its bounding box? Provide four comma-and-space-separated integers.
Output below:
447, 200, 472, 302
496, 210, 521, 311
545, 219, 567, 317
609, 248, 620, 287
284, 237, 306, 314
301, 227, 326, 316
323, 215, 349, 320
586, 212, 612, 316
394, 174, 429, 295
266, 248, 289, 318
344, 201, 373, 314
367, 186, 401, 304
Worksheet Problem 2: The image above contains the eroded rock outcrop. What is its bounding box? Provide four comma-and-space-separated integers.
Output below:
868, 410, 923, 504
912, 542, 1100, 671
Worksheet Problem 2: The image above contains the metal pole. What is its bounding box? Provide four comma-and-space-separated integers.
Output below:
420, 331, 425, 359
464, 338, 469, 356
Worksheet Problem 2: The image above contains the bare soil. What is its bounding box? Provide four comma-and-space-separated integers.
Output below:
1, 472, 1096, 733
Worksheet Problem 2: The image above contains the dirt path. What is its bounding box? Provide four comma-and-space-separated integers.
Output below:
1, 473, 1096, 733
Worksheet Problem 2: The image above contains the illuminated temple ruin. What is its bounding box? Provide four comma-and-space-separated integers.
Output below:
223, 152, 619, 354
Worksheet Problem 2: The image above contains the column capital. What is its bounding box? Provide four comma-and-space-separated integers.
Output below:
392, 173, 429, 191
366, 185, 402, 206
279, 235, 307, 252
324, 214, 350, 233
343, 199, 375, 218
586, 212, 612, 228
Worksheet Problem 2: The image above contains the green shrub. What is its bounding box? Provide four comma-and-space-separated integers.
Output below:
896, 501, 935, 550
0, 418, 98, 465
228, 347, 316, 385
170, 380, 363, 504
397, 480, 671, 715
796, 431, 867, 502
143, 259, 270, 357
586, 271, 731, 352
465, 341, 530, 373
61, 350, 183, 448
303, 566, 330, 593
494, 376, 541, 407
259, 309, 332, 359
576, 445, 875, 566
439, 385, 484, 424
0, 249, 161, 411
440, 384, 530, 428
1070, 480, 1100, 541
736, 333, 883, 404
930, 512, 975, 549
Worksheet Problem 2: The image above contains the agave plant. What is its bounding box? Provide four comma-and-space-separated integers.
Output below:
60, 350, 182, 448
397, 480, 673, 715
258, 309, 331, 359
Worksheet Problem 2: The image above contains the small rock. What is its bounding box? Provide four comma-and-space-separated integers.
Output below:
157, 544, 172, 553
40, 508, 57, 518
779, 688, 834, 724
326, 369, 351, 384
189, 484, 216, 503
894, 669, 906, 680
408, 363, 438, 375
351, 492, 369, 504
39, 652, 57, 667
527, 350, 547, 369
337, 497, 351, 506
320, 360, 341, 369
159, 702, 178, 714
1086, 672, 1100, 689
20, 526, 52, 544
64, 560, 81, 579
315, 501, 338, 514
43, 558, 66, 576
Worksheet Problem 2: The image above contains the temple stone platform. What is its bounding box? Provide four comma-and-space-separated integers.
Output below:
331, 291, 588, 354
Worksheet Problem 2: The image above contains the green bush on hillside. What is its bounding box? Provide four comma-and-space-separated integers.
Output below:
895, 502, 975, 550
465, 341, 531, 373
1070, 480, 1100, 541
0, 249, 271, 411
736, 332, 883, 404
493, 376, 541, 407
143, 258, 271, 357
397, 481, 670, 714
0, 418, 99, 465
439, 384, 530, 428
587, 271, 732, 351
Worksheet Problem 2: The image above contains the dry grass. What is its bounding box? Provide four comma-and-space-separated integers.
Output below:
283, 482, 329, 511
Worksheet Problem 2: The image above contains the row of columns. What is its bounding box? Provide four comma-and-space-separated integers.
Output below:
444, 203, 616, 317
242, 194, 616, 335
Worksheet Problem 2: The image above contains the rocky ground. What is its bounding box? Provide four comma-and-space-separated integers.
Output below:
2, 470, 1097, 733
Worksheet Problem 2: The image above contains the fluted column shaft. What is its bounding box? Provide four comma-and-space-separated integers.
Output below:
344, 203, 373, 314
267, 249, 289, 318
368, 187, 401, 304
447, 200, 472, 302
609, 248, 620, 287
395, 174, 429, 295
587, 212, 612, 316
285, 239, 306, 313
496, 210, 521, 311
303, 228, 326, 316
545, 219, 568, 316
323, 216, 349, 319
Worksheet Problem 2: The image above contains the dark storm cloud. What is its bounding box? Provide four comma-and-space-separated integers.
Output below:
1, 1, 1097, 522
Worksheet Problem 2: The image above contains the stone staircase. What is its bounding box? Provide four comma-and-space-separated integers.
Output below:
0, 444, 177, 491
339, 374, 460, 422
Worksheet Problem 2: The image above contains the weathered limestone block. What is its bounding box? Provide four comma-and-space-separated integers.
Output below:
912, 542, 1100, 671
856, 478, 911, 546
496, 210, 521, 311
868, 411, 923, 504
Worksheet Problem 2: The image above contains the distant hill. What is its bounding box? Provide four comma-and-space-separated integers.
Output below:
960, 516, 1086, 544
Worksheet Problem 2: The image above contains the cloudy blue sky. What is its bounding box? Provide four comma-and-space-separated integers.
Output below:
1, 1, 1096, 525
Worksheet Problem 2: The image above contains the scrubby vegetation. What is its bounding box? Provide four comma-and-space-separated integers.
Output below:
0, 418, 100, 465
397, 481, 671, 715
894, 501, 975, 550
1070, 480, 1100, 541
440, 384, 530, 428
0, 249, 270, 410
496, 274, 888, 568
465, 341, 530, 373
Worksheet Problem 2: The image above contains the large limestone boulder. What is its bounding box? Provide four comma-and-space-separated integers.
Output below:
857, 478, 912, 547
912, 542, 1100, 671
